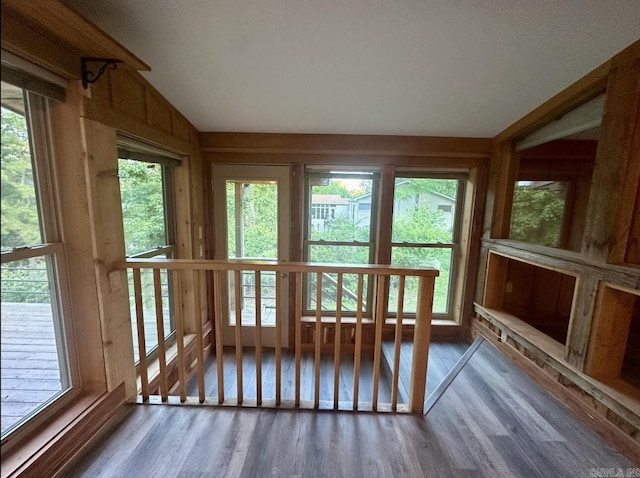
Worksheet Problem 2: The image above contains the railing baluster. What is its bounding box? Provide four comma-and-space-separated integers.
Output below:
353, 273, 364, 410
275, 272, 282, 406
255, 271, 262, 405
295, 272, 302, 407
153, 268, 168, 401
193, 270, 205, 404
333, 273, 343, 410
409, 276, 434, 413
314, 272, 322, 408
173, 269, 186, 402
391, 275, 405, 410
122, 260, 437, 414
234, 270, 243, 404
372, 274, 386, 411
133, 268, 148, 402
213, 270, 225, 404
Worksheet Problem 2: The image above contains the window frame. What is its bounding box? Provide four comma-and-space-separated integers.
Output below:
117, 151, 178, 364
1, 88, 81, 444
303, 170, 380, 317
389, 172, 466, 320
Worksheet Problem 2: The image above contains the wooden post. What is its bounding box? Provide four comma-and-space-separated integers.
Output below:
314, 272, 322, 408
193, 270, 205, 403
333, 273, 343, 410
275, 273, 282, 406
255, 271, 262, 405
132, 268, 148, 401
353, 274, 364, 410
490, 141, 518, 239
153, 269, 168, 401
391, 275, 405, 410
213, 270, 225, 404
585, 60, 640, 264
409, 276, 434, 413
172, 269, 186, 402
372, 275, 386, 410
234, 270, 243, 404
294, 272, 302, 407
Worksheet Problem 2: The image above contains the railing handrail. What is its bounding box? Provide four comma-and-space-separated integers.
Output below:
118, 258, 440, 277
123, 257, 437, 413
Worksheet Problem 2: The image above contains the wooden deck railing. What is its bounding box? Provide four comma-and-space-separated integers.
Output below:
119, 259, 438, 413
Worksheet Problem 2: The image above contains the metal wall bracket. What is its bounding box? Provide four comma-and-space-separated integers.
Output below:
81, 57, 122, 89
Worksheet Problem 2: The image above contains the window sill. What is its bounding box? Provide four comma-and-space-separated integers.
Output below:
1, 384, 126, 478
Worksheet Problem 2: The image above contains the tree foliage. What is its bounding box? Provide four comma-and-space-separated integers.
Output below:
1, 107, 41, 249
119, 159, 167, 255
510, 185, 565, 247
227, 182, 278, 259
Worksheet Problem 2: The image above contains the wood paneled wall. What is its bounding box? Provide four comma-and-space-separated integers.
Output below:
1, 2, 206, 473
475, 40, 640, 448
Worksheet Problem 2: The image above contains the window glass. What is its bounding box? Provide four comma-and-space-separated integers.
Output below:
226, 180, 278, 259
119, 159, 167, 256
1, 97, 42, 250
389, 247, 452, 314
509, 180, 568, 248
304, 173, 376, 314
1, 258, 70, 434
119, 157, 176, 363
225, 180, 279, 325
391, 178, 457, 243
1, 83, 74, 437
391, 177, 460, 317
308, 176, 373, 242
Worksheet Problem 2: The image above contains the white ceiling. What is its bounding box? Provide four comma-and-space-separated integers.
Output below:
65, 0, 640, 137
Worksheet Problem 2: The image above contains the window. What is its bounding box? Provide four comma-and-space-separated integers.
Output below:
304, 172, 378, 314
1, 83, 78, 438
302, 171, 464, 320
118, 150, 177, 363
390, 176, 462, 316
509, 180, 569, 248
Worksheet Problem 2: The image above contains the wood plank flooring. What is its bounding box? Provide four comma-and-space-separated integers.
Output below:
0, 303, 64, 434
381, 339, 468, 403
65, 340, 634, 477
179, 340, 469, 409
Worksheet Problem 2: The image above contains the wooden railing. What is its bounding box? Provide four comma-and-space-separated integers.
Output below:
119, 259, 438, 413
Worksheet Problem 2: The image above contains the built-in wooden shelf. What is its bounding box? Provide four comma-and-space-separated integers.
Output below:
586, 284, 640, 393
474, 304, 640, 429
483, 250, 577, 346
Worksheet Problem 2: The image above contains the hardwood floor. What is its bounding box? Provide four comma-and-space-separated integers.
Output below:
183, 341, 468, 408
65, 340, 634, 477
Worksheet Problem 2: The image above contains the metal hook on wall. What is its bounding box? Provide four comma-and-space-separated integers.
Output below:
81, 57, 123, 89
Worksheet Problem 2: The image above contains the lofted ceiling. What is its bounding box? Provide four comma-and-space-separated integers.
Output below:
64, 0, 640, 137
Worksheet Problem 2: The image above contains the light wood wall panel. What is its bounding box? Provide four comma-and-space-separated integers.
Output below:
199, 132, 492, 158
146, 90, 173, 134
582, 58, 640, 263
50, 85, 108, 393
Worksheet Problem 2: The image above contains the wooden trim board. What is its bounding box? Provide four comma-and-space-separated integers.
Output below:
2, 384, 127, 478
423, 337, 484, 415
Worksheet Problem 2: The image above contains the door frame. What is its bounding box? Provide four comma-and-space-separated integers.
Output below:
211, 164, 290, 347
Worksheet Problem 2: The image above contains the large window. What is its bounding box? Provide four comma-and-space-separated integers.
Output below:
1, 83, 78, 438
302, 170, 464, 321
118, 151, 177, 363
304, 171, 378, 314
390, 176, 462, 316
